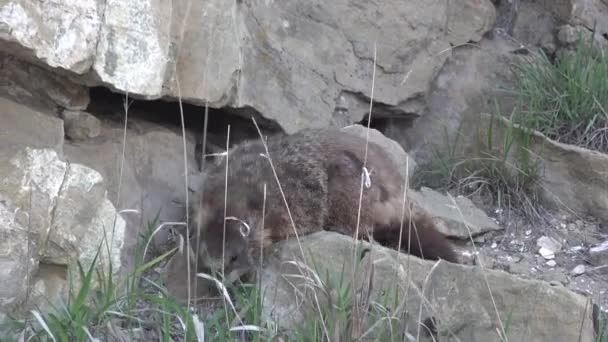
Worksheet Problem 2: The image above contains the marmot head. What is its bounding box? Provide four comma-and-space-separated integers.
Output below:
191, 174, 266, 284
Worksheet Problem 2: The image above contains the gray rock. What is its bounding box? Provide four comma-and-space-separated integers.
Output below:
539, 248, 555, 260
0, 53, 90, 111
400, 35, 523, 164
341, 124, 417, 180
557, 24, 580, 45
572, 264, 586, 276
0, 97, 126, 319
589, 240, 608, 266
540, 269, 569, 285
555, 24, 608, 51
91, 0, 172, 96
0, 0, 101, 73
0, 147, 126, 319
261, 232, 594, 341
61, 110, 101, 140
508, 260, 533, 275
61, 110, 102, 140
63, 118, 201, 253
166, 0, 496, 133
511, 1, 557, 49
537, 236, 563, 254
539, 0, 608, 44
0, 96, 64, 152
2, 0, 497, 133
408, 187, 502, 239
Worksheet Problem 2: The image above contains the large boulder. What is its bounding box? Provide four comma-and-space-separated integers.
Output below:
261, 231, 595, 341
1, 0, 497, 133
0, 97, 127, 318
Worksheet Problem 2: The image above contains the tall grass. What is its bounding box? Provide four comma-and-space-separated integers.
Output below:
512, 32, 608, 152
413, 106, 544, 222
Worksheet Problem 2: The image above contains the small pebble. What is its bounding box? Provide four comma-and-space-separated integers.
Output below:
571, 265, 586, 276
546, 260, 556, 267
537, 236, 562, 253
539, 247, 555, 260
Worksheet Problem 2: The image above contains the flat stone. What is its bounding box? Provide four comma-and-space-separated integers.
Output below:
408, 187, 503, 239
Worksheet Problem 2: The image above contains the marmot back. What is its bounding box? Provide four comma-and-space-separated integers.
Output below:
191, 128, 458, 282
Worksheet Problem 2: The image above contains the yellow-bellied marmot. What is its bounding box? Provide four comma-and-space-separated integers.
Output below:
191, 128, 458, 281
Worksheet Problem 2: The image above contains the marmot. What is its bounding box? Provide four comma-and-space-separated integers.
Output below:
191, 128, 458, 282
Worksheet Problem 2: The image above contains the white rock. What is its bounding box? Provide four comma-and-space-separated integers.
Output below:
546, 260, 556, 267
537, 236, 562, 253
589, 239, 608, 266
539, 247, 555, 260
571, 265, 586, 276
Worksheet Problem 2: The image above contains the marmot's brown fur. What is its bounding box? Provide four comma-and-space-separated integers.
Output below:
191, 128, 458, 281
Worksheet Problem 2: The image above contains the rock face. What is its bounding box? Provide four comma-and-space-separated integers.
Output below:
0, 53, 90, 111
61, 109, 102, 141
261, 231, 595, 341
398, 34, 523, 164
0, 98, 126, 317
62, 116, 201, 254
1, 0, 496, 133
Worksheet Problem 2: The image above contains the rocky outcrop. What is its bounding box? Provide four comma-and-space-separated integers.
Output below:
473, 114, 608, 225
260, 231, 595, 341
0, 97, 126, 318
1, 0, 497, 133
396, 34, 524, 164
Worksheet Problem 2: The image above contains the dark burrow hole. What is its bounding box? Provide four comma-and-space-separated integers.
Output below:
358, 115, 414, 132
86, 87, 283, 153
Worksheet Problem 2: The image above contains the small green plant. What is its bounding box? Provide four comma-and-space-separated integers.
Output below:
5, 217, 191, 342
512, 32, 608, 152
288, 246, 429, 342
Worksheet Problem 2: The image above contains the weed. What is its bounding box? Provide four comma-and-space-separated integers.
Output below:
512, 32, 608, 152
